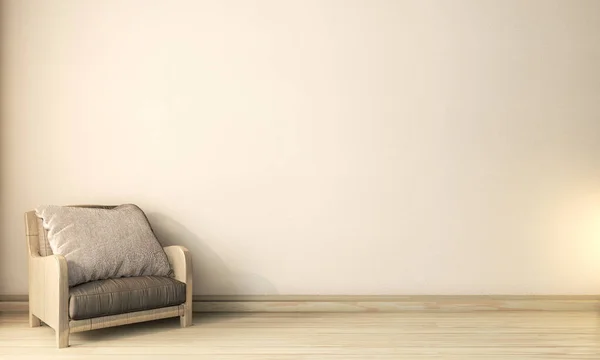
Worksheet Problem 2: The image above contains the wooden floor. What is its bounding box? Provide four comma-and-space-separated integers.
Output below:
1, 311, 600, 359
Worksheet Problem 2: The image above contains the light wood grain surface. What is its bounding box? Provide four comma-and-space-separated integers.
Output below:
192, 296, 600, 312
5, 295, 600, 313
1, 311, 600, 359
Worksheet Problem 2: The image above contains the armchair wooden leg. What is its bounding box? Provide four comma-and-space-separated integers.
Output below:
180, 304, 192, 328
180, 316, 192, 327
29, 313, 41, 327
57, 327, 69, 349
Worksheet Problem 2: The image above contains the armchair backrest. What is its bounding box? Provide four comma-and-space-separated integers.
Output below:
25, 205, 117, 257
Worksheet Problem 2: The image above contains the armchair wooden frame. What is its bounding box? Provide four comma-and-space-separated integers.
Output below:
25, 206, 193, 348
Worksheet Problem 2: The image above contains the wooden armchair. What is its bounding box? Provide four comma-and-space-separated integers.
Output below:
25, 206, 193, 348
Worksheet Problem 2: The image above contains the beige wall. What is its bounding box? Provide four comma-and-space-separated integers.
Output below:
1, 0, 600, 295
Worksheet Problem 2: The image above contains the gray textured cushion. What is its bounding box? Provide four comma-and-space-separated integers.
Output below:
69, 276, 186, 320
35, 204, 172, 286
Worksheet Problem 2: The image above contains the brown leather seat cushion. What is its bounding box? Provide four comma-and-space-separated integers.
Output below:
69, 276, 186, 320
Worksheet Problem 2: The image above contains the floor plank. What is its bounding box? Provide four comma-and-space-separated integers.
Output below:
1, 311, 600, 359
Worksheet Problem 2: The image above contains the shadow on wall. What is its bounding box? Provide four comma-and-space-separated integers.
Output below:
146, 212, 278, 296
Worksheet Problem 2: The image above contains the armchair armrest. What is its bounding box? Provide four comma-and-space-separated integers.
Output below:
28, 253, 69, 346
163, 246, 192, 285
163, 246, 193, 326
